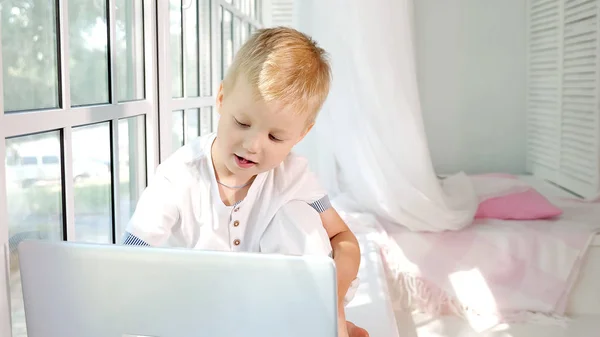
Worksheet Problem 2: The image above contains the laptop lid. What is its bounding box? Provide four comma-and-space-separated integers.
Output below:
17, 240, 338, 337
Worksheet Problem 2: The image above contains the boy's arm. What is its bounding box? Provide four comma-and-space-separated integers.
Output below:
319, 207, 361, 308
121, 172, 180, 246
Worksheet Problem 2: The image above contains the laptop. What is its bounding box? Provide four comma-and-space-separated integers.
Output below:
17, 240, 338, 337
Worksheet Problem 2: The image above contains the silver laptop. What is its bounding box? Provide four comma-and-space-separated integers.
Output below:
17, 240, 338, 337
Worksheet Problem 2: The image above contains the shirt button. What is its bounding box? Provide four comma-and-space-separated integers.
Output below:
233, 239, 241, 246
233, 220, 240, 227
234, 207, 240, 212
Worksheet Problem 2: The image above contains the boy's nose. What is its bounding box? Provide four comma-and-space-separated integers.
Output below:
242, 134, 261, 154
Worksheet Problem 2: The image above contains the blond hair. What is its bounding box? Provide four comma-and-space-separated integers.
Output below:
223, 26, 331, 124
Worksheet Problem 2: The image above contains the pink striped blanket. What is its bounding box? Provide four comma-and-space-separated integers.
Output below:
339, 179, 600, 329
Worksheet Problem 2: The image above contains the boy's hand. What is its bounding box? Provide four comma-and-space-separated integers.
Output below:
338, 294, 369, 337
346, 321, 369, 337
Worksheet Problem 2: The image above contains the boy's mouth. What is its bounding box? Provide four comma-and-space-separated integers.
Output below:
234, 154, 257, 168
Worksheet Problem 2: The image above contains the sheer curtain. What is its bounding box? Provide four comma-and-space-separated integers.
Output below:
293, 0, 480, 231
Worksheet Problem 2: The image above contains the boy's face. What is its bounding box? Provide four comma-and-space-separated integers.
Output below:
214, 75, 313, 178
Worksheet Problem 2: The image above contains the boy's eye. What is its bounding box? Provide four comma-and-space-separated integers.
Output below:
235, 118, 249, 127
269, 134, 282, 142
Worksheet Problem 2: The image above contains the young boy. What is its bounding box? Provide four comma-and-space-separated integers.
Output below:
122, 27, 368, 337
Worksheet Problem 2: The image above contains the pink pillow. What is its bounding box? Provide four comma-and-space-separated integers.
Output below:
473, 174, 563, 220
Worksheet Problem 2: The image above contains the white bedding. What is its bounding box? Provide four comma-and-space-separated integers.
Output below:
403, 175, 600, 336
342, 175, 600, 337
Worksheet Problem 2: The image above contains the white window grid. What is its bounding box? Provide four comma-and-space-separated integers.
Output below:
158, 0, 263, 161
0, 0, 264, 336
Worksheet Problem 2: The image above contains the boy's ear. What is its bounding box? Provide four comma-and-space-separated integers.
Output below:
216, 82, 224, 112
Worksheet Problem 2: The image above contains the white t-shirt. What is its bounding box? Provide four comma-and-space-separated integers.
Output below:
124, 133, 330, 253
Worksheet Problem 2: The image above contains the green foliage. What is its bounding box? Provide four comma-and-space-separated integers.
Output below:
1, 0, 136, 111
1, 0, 60, 110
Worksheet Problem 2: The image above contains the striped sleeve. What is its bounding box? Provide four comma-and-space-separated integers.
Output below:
122, 232, 151, 246
309, 195, 332, 213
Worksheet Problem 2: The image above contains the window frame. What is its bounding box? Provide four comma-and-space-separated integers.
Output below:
0, 0, 160, 335
0, 24, 9, 336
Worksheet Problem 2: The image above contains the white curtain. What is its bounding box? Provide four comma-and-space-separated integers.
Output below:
293, 0, 480, 231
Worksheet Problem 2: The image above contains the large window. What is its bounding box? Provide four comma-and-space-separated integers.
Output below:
0, 0, 159, 336
0, 1, 262, 336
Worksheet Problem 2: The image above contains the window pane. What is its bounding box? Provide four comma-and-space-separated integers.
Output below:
118, 116, 146, 239
200, 106, 213, 136
185, 108, 199, 144
116, 0, 145, 102
5, 132, 63, 337
1, 1, 60, 112
241, 0, 249, 15
172, 110, 184, 152
233, 17, 242, 54
41, 155, 59, 164
73, 123, 112, 243
221, 8, 233, 79
185, 0, 199, 97
200, 0, 212, 97
251, 0, 257, 20
170, 0, 183, 98
246, 22, 253, 41
69, 0, 110, 106
241, 22, 249, 44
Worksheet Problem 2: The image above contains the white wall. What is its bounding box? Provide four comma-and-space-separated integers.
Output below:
414, 0, 527, 175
